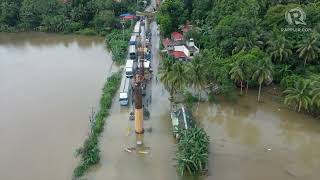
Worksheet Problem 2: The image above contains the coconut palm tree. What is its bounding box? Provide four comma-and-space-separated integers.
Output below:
186, 56, 207, 102
232, 37, 254, 55
232, 32, 263, 55
284, 80, 312, 112
267, 35, 292, 63
169, 62, 188, 97
230, 61, 245, 95
296, 34, 320, 67
158, 57, 175, 100
158, 57, 175, 87
310, 77, 320, 108
252, 58, 273, 102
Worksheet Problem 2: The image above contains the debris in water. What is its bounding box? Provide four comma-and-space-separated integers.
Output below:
124, 148, 132, 153
138, 151, 149, 155
285, 168, 297, 177
265, 148, 272, 152
136, 141, 143, 145
124, 147, 136, 153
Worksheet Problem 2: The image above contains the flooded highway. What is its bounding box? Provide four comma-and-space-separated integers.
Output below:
1, 27, 320, 180
0, 32, 114, 180
87, 21, 320, 180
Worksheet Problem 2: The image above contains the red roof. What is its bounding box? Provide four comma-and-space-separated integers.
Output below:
171, 51, 187, 58
171, 32, 183, 41
162, 38, 172, 48
121, 15, 136, 20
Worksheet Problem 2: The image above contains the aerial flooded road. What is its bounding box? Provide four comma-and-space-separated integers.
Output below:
87, 21, 180, 180
0, 25, 319, 180
87, 20, 320, 180
0, 32, 114, 180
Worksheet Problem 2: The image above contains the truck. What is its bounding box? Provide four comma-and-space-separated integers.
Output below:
119, 76, 131, 106
125, 59, 134, 78
129, 35, 137, 45
129, 45, 136, 60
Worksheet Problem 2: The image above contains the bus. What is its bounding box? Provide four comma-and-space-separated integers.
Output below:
129, 45, 136, 60
119, 76, 131, 106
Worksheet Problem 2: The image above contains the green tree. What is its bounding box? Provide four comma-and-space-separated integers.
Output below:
0, 1, 20, 26
229, 61, 245, 95
186, 55, 207, 102
252, 58, 273, 102
310, 77, 320, 108
284, 80, 312, 112
159, 57, 187, 101
93, 10, 118, 31
156, 0, 184, 37
296, 34, 320, 67
168, 61, 188, 101
267, 35, 292, 63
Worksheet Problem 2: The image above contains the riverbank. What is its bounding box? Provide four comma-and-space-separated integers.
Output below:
73, 71, 122, 178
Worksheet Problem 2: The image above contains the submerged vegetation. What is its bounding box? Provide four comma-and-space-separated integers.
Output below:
176, 127, 209, 176
157, 0, 320, 115
73, 71, 121, 178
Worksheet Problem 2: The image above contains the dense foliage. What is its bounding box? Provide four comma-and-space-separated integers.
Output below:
73, 71, 122, 178
157, 0, 320, 115
105, 28, 132, 64
0, 0, 141, 34
176, 127, 209, 176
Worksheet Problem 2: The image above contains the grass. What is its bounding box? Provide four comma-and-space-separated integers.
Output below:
73, 71, 122, 179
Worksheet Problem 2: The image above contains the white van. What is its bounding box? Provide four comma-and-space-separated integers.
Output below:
125, 59, 134, 78
129, 35, 137, 45
129, 45, 136, 60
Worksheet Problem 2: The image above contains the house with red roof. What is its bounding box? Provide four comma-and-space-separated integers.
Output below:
171, 32, 184, 42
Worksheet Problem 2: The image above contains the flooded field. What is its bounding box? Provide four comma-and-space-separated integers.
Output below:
0, 32, 114, 180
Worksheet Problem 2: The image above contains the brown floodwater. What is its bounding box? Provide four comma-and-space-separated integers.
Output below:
0, 32, 114, 180
1, 29, 320, 180
86, 21, 320, 180
194, 91, 320, 180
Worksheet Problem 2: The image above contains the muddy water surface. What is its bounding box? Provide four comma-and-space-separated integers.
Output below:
0, 32, 113, 180
194, 91, 320, 180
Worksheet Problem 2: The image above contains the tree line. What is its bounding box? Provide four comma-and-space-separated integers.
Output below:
0, 0, 140, 34
157, 0, 320, 115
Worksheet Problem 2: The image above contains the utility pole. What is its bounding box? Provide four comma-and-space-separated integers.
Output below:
133, 72, 144, 134
121, 20, 125, 41
133, 16, 146, 134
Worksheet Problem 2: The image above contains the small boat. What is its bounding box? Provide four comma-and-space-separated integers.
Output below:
170, 104, 194, 139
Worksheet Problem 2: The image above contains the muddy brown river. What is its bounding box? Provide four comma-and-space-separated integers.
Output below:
0, 32, 114, 180
1, 30, 320, 180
